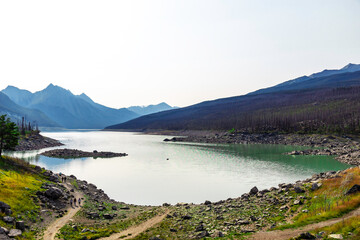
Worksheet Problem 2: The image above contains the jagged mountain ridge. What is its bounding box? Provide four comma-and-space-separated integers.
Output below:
2, 84, 138, 129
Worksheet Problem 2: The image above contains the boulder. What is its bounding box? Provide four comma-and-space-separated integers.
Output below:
0, 227, 9, 235
8, 229, 22, 237
328, 234, 343, 239
103, 214, 114, 220
294, 185, 305, 193
250, 186, 258, 195
0, 201, 10, 213
182, 215, 192, 220
44, 187, 63, 199
0, 233, 11, 240
48, 175, 59, 182
195, 224, 204, 232
204, 200, 212, 205
111, 206, 118, 210
15, 221, 25, 231
295, 232, 315, 239
346, 184, 360, 195
311, 183, 319, 191
2, 216, 14, 224
87, 212, 100, 219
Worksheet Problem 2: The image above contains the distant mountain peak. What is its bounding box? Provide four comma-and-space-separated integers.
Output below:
43, 83, 72, 95
77, 93, 95, 104
127, 102, 177, 116
342, 63, 360, 71
4, 85, 20, 90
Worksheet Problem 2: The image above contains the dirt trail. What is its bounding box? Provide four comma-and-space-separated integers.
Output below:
100, 209, 170, 240
43, 182, 83, 240
248, 207, 360, 240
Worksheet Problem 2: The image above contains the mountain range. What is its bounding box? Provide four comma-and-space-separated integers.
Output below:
1, 84, 176, 129
105, 63, 360, 134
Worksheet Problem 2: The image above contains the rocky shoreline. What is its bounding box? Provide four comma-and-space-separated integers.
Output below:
163, 131, 360, 165
40, 148, 128, 158
15, 132, 63, 151
2, 154, 359, 239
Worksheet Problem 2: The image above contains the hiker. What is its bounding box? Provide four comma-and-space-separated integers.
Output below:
69, 198, 73, 207
78, 198, 81, 206
64, 176, 67, 182
73, 198, 77, 207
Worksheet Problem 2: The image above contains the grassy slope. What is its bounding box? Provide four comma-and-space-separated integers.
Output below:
0, 156, 49, 239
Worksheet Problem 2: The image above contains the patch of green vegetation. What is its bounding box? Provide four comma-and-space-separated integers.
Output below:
57, 224, 113, 240
275, 168, 360, 230
228, 128, 236, 134
313, 215, 360, 239
71, 179, 79, 189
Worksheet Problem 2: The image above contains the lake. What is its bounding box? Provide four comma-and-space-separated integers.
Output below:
10, 131, 350, 205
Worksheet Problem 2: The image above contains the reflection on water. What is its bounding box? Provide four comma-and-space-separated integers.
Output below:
6, 131, 350, 205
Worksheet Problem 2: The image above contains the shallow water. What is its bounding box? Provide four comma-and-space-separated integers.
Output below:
9, 131, 350, 205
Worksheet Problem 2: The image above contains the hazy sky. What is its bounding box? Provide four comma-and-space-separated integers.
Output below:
1, 1, 360, 108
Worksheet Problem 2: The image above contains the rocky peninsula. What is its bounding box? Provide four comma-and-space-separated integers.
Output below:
15, 132, 63, 151
40, 148, 128, 158
163, 131, 360, 165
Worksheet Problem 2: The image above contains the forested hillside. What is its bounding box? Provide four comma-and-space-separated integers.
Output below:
106, 68, 360, 134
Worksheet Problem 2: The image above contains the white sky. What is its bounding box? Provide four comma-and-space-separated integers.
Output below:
1, 0, 360, 108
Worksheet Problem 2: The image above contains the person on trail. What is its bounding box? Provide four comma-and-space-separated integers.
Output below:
70, 198, 73, 207
73, 198, 77, 207
64, 176, 67, 182
78, 198, 81, 206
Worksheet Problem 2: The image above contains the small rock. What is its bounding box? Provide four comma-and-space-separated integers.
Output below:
295, 232, 315, 239
293, 200, 302, 205
238, 220, 250, 225
211, 230, 224, 237
196, 230, 209, 238
8, 229, 22, 237
112, 206, 117, 210
103, 214, 114, 220
328, 234, 343, 239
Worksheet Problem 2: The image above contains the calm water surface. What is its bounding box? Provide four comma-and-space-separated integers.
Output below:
10, 131, 350, 205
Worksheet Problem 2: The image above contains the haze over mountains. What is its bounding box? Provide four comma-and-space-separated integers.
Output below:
128, 103, 178, 116
106, 63, 360, 134
1, 84, 176, 129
